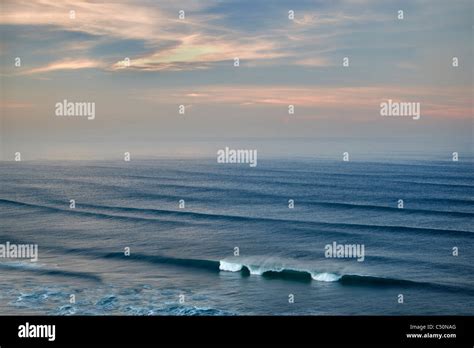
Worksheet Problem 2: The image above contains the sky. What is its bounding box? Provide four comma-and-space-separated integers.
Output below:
0, 0, 472, 160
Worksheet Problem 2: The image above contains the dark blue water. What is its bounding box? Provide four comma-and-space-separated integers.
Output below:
0, 158, 473, 315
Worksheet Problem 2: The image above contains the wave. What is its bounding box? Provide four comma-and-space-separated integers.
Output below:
93, 201, 474, 220
1, 198, 472, 237
11, 286, 235, 316
219, 260, 339, 282
100, 252, 338, 283
0, 198, 188, 227
96, 252, 474, 294
219, 259, 340, 282
54, 168, 472, 190
52, 303, 234, 316
3, 185, 474, 220
0, 262, 102, 282
103, 252, 220, 272
217, 259, 474, 294
1, 241, 472, 295
151, 305, 235, 316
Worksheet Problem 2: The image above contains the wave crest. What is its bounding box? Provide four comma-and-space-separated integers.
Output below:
219, 259, 341, 282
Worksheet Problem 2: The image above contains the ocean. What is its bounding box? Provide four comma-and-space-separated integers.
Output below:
0, 157, 473, 315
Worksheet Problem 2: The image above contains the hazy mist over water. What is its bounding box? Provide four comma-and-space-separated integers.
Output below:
2, 136, 472, 161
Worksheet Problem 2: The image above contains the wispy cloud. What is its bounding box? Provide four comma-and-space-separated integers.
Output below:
1, 0, 384, 73
294, 57, 332, 67
21, 58, 103, 74
1, 101, 34, 109
110, 34, 285, 71
135, 85, 472, 119
0, 0, 163, 40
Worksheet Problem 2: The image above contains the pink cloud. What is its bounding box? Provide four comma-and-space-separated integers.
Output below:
135, 85, 471, 119
22, 59, 103, 75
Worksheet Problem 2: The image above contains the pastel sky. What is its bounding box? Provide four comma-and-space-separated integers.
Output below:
1, 0, 472, 159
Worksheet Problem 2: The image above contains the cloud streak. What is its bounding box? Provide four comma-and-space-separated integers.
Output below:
21, 58, 103, 74
135, 85, 472, 119
1, 0, 383, 72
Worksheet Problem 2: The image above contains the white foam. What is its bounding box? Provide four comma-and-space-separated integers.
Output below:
248, 264, 284, 275
1, 261, 42, 270
220, 258, 343, 283
311, 272, 342, 282
219, 260, 243, 272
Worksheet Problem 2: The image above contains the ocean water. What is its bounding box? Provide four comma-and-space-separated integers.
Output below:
0, 157, 473, 315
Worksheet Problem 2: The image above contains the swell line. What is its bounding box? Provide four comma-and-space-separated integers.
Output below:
0, 263, 102, 282
97, 252, 474, 295
1, 198, 472, 237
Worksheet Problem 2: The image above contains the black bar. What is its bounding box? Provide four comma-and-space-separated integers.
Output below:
0, 316, 472, 346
